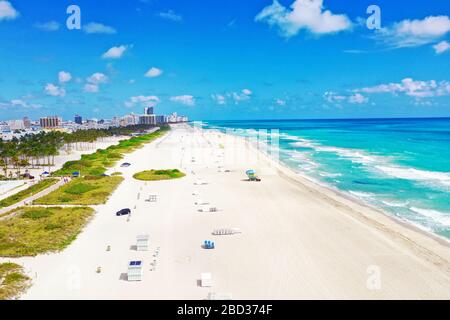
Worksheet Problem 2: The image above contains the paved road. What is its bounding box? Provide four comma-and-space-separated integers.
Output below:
0, 178, 67, 220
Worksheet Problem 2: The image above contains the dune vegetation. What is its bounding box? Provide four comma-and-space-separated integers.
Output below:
0, 178, 58, 209
0, 263, 31, 300
0, 206, 94, 257
33, 176, 123, 205
133, 169, 186, 181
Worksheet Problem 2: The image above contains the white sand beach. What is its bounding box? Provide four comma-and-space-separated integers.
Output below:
3, 124, 450, 300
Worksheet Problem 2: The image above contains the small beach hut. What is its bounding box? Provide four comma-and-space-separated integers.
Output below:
72, 171, 80, 178
246, 170, 260, 181
201, 273, 213, 287
136, 235, 149, 251
127, 261, 143, 281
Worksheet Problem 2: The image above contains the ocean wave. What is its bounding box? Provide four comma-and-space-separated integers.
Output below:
410, 207, 450, 228
349, 191, 376, 198
375, 166, 450, 187
381, 200, 410, 208
319, 172, 342, 178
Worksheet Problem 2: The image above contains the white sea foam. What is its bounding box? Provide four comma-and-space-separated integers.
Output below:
349, 191, 376, 198
410, 207, 450, 228
375, 166, 450, 187
381, 200, 409, 208
319, 172, 342, 178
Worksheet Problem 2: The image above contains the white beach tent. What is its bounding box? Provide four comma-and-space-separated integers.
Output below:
136, 235, 149, 251
127, 261, 143, 281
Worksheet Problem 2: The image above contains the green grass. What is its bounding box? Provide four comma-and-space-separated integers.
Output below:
34, 176, 123, 205
0, 263, 31, 300
0, 206, 94, 257
133, 169, 186, 181
0, 179, 58, 209
52, 127, 169, 177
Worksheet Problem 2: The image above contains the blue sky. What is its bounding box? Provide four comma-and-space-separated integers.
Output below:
0, 0, 449, 121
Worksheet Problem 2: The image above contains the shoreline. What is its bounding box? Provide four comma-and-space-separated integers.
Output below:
206, 126, 450, 248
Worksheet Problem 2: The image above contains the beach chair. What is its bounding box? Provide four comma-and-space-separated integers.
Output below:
212, 228, 241, 236
146, 194, 158, 202
203, 240, 215, 249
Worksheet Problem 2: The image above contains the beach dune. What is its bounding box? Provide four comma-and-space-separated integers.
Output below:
4, 124, 450, 300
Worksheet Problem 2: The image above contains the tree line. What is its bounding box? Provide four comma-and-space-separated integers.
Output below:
0, 124, 158, 179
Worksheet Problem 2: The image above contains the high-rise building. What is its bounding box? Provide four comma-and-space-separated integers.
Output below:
139, 114, 156, 125
155, 115, 166, 124
74, 115, 83, 125
40, 116, 62, 129
144, 107, 154, 115
23, 117, 31, 129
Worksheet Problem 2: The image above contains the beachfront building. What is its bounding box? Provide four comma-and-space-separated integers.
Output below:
40, 116, 62, 129
23, 117, 31, 129
139, 114, 156, 126
155, 115, 166, 124
74, 115, 83, 125
6, 119, 26, 131
122, 114, 139, 126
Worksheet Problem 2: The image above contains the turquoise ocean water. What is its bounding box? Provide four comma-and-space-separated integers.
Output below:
201, 118, 450, 240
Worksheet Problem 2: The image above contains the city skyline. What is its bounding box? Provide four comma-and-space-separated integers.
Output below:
0, 0, 449, 121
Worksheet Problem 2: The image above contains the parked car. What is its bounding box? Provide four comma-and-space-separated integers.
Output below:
120, 163, 131, 168
116, 208, 131, 216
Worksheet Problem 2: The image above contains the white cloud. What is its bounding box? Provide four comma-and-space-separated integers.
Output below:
433, 40, 450, 54
158, 10, 182, 22
125, 95, 160, 108
87, 72, 108, 85
0, 1, 19, 21
84, 73, 108, 93
348, 93, 368, 104
84, 83, 99, 93
255, 0, 352, 37
230, 89, 253, 103
356, 78, 450, 98
83, 22, 117, 34
211, 94, 226, 105
45, 83, 66, 97
145, 67, 163, 78
102, 45, 130, 59
324, 91, 369, 105
58, 71, 72, 84
276, 99, 286, 106
170, 95, 195, 106
375, 15, 450, 48
2, 98, 41, 109
212, 89, 253, 105
35, 21, 60, 31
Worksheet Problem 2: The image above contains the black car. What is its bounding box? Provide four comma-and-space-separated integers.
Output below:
120, 163, 131, 168
116, 208, 131, 216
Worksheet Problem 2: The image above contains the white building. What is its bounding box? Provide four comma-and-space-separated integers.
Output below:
7, 119, 25, 131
